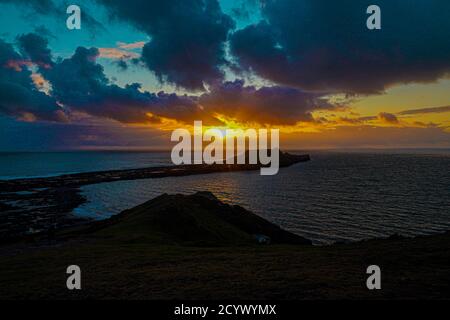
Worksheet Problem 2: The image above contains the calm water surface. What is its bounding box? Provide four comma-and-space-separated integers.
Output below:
0, 151, 170, 180
69, 151, 450, 244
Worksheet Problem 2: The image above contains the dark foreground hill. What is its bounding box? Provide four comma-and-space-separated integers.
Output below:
85, 192, 311, 246
0, 192, 449, 300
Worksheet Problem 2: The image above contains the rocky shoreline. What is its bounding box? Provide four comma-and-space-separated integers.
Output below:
0, 152, 310, 241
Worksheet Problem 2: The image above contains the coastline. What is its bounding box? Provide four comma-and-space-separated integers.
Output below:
0, 152, 309, 241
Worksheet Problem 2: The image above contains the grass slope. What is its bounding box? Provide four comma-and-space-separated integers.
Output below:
0, 192, 449, 300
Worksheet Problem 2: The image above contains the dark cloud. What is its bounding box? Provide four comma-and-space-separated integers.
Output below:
113, 59, 128, 71
2, 33, 339, 126
0, 38, 65, 122
43, 44, 337, 126
1, 34, 206, 124
97, 0, 235, 90
413, 121, 439, 128
230, 0, 450, 94
17, 33, 54, 67
348, 113, 402, 125
199, 79, 332, 125
378, 112, 399, 124
399, 105, 450, 115
358, 115, 377, 122
337, 117, 364, 125
41, 45, 208, 124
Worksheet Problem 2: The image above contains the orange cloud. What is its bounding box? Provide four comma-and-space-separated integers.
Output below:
98, 48, 139, 60
117, 41, 146, 49
281, 125, 450, 149
4, 59, 51, 72
4, 59, 33, 72
98, 41, 145, 60
30, 72, 51, 95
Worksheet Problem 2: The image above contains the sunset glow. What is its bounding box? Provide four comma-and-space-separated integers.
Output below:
0, 0, 448, 150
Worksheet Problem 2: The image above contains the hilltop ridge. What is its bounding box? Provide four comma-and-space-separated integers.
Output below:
83, 191, 311, 246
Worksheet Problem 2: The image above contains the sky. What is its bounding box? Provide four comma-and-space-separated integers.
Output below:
0, 0, 449, 151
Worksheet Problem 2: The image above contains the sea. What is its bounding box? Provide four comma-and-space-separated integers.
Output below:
1, 150, 449, 244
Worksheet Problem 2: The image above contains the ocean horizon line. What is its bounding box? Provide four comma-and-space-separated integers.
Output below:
0, 147, 449, 154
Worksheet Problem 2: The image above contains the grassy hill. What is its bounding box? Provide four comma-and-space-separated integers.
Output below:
88, 192, 311, 246
0, 192, 449, 300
